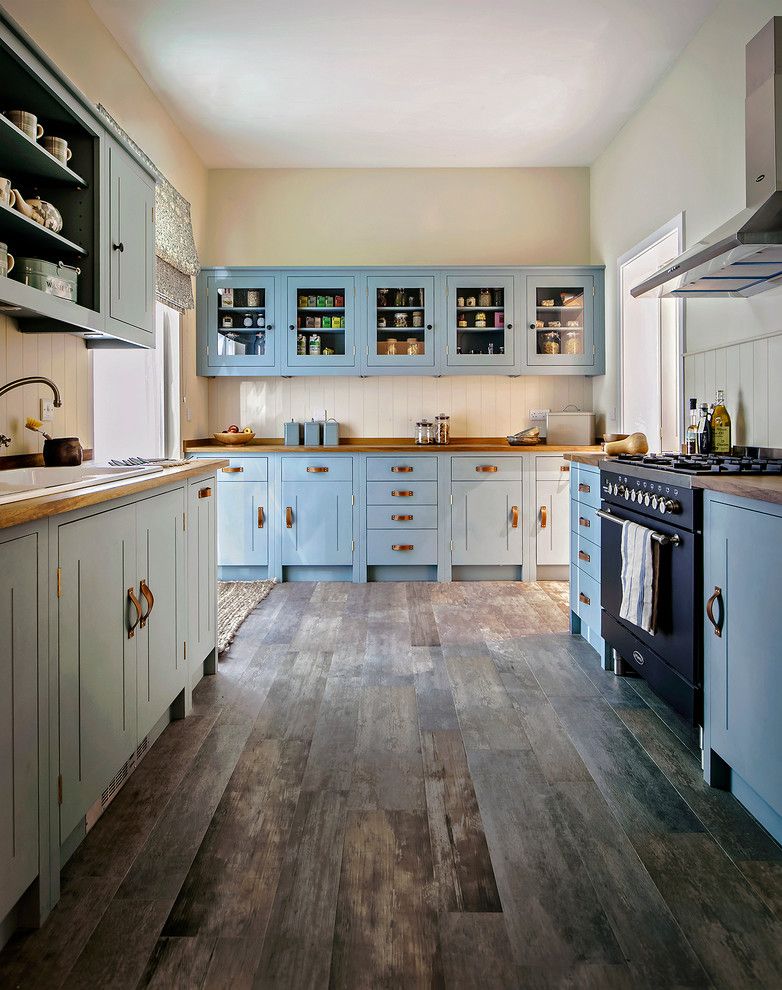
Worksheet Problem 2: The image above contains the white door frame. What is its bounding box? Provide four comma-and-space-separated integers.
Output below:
616, 214, 685, 448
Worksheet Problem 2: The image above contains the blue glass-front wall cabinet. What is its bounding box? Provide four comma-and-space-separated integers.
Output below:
197, 266, 605, 378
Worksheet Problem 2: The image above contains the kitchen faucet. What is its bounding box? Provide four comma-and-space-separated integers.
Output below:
0, 376, 63, 448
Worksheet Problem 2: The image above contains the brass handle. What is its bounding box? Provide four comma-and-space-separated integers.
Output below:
258, 505, 264, 529
560, 465, 570, 472
222, 466, 244, 474
392, 544, 415, 551
391, 514, 414, 521
306, 466, 329, 473
540, 505, 547, 529
127, 587, 142, 639
579, 592, 591, 606
198, 486, 212, 499
706, 586, 723, 638
476, 465, 498, 473
578, 483, 591, 493
579, 516, 590, 528
391, 465, 413, 473
391, 490, 414, 497
285, 506, 293, 528
511, 505, 519, 529
578, 549, 591, 563
139, 579, 155, 629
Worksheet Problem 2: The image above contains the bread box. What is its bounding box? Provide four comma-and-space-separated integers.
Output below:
546, 411, 595, 445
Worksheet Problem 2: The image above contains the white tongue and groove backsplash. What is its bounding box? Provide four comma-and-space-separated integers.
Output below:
208, 375, 593, 438
684, 330, 782, 449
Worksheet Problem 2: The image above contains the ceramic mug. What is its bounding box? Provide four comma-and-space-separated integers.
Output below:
4, 109, 44, 141
0, 177, 15, 208
0, 243, 14, 278
41, 135, 72, 164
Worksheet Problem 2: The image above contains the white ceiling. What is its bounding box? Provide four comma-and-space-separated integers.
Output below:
89, 0, 716, 169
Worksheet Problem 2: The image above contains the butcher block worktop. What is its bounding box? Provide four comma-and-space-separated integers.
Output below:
0, 458, 228, 530
692, 473, 782, 506
185, 437, 604, 455
563, 451, 605, 466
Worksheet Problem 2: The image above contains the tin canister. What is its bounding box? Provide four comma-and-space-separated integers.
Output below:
12, 257, 79, 300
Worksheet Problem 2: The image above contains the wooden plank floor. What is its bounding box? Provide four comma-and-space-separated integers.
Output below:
3, 580, 782, 989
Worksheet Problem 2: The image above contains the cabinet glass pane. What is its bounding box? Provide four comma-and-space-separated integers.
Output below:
533, 285, 584, 357
295, 286, 348, 358
455, 286, 507, 357
374, 285, 427, 358
217, 285, 269, 358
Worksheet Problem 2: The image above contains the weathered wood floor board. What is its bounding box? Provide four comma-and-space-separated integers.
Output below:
2, 580, 782, 989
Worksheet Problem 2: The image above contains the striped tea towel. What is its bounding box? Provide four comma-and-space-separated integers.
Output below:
619, 520, 659, 634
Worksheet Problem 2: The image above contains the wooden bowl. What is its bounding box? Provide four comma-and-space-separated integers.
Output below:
213, 431, 255, 445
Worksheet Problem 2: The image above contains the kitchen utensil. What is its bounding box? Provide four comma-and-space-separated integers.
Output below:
0, 243, 14, 278
546, 410, 595, 445
43, 437, 82, 466
12, 191, 63, 232
213, 430, 255, 445
0, 177, 15, 208
11, 257, 79, 299
41, 135, 72, 164
604, 432, 649, 456
4, 110, 44, 141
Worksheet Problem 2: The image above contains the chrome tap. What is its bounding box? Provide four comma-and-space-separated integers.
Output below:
0, 376, 63, 407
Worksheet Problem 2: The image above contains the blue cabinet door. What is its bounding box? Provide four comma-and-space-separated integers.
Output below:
286, 275, 356, 371
526, 274, 595, 369
445, 273, 515, 368
217, 482, 269, 567
705, 497, 782, 818
364, 274, 436, 370
281, 481, 354, 565
206, 273, 277, 371
451, 480, 522, 565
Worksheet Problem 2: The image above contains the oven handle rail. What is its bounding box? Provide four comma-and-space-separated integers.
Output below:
597, 508, 682, 547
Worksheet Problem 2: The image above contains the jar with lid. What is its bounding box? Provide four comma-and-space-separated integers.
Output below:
457, 296, 465, 307
406, 338, 420, 355
222, 315, 233, 329
540, 330, 561, 355
475, 312, 487, 327
415, 419, 434, 445
378, 315, 387, 328
478, 288, 491, 307
386, 338, 399, 355
561, 328, 582, 355
458, 314, 468, 328
243, 313, 253, 328
412, 311, 423, 328
466, 295, 477, 307
434, 414, 450, 445
394, 289, 405, 307
394, 312, 409, 328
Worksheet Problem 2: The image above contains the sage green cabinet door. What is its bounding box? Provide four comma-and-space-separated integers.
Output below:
136, 489, 187, 740
0, 534, 39, 920
58, 506, 138, 841
188, 478, 217, 669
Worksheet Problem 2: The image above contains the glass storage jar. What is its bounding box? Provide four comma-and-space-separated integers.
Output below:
540, 330, 561, 355
562, 328, 583, 355
434, 414, 450, 445
478, 288, 491, 307
415, 419, 434, 445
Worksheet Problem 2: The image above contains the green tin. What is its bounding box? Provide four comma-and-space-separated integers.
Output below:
11, 257, 80, 300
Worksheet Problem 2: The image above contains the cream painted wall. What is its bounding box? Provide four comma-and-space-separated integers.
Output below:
590, 0, 782, 446
0, 0, 209, 456
205, 167, 594, 437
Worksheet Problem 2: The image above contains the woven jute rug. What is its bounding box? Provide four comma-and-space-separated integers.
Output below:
217, 580, 276, 653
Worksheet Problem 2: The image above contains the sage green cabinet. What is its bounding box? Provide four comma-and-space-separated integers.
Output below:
0, 532, 40, 921
187, 477, 217, 671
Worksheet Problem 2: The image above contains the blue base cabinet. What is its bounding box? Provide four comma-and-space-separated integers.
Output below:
569, 463, 610, 668
703, 491, 782, 844
451, 456, 522, 567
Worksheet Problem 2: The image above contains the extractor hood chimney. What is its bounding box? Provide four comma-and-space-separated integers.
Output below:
632, 17, 782, 299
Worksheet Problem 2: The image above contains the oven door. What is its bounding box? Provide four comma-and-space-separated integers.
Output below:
599, 502, 700, 688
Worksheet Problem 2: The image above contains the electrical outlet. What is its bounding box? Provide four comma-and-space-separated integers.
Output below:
529, 408, 549, 422
40, 398, 55, 421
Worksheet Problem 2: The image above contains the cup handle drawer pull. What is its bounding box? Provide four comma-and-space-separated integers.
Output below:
127, 586, 142, 639
540, 505, 547, 529
578, 549, 591, 563
139, 579, 155, 629
285, 506, 293, 528
391, 465, 413, 473
198, 486, 212, 499
258, 506, 264, 529
579, 592, 591, 606
578, 483, 591, 493
511, 505, 519, 529
579, 516, 590, 528
476, 465, 498, 473
392, 544, 415, 551
391, 514, 414, 521
222, 466, 244, 474
307, 466, 329, 473
560, 465, 570, 472
706, 586, 723, 638
392, 490, 414, 497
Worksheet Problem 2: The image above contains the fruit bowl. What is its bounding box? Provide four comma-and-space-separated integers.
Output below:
213, 431, 255, 445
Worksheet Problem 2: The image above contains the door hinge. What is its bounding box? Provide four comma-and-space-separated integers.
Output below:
56, 567, 62, 598
592, 345, 596, 356
183, 511, 187, 531
449, 494, 453, 505
365, 346, 369, 358
152, 206, 155, 224
445, 345, 449, 355
206, 345, 209, 356
184, 641, 187, 660
352, 494, 355, 506
57, 775, 63, 806
592, 284, 596, 297
353, 345, 356, 356
351, 540, 355, 552
450, 540, 454, 552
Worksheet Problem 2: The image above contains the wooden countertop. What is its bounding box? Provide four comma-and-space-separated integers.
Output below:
563, 451, 605, 466
185, 437, 604, 455
692, 473, 782, 506
0, 458, 228, 531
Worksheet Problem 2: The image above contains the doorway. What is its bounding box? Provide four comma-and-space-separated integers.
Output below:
618, 216, 684, 452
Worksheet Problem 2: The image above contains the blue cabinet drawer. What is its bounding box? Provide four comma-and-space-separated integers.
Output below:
570, 528, 600, 583
571, 465, 601, 508
452, 456, 522, 482
367, 505, 438, 529
573, 569, 601, 630
366, 481, 437, 505
216, 456, 268, 482
281, 455, 352, 482
367, 529, 438, 565
571, 498, 599, 537
366, 456, 438, 481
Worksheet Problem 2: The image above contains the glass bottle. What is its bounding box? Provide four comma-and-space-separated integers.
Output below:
685, 398, 699, 455
712, 389, 732, 454
698, 403, 712, 454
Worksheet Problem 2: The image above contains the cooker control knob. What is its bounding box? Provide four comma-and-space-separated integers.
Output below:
643, 492, 651, 507
623, 487, 631, 500
613, 483, 624, 496
659, 498, 681, 515
650, 494, 659, 509
630, 489, 638, 502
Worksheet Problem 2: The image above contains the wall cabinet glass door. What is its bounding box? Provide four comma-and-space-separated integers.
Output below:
286, 276, 356, 370
526, 275, 594, 368
365, 275, 435, 370
207, 274, 276, 370
445, 275, 515, 368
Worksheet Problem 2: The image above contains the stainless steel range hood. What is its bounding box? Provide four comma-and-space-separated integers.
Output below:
632, 17, 782, 299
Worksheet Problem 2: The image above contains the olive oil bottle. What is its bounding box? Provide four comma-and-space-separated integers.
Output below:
712, 389, 732, 454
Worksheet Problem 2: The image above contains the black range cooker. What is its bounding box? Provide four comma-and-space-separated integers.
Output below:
599, 448, 782, 725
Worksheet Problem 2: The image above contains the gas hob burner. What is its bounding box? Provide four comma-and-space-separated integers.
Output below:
613, 452, 782, 475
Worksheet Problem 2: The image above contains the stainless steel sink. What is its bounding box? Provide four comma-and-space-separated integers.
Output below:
0, 464, 158, 504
